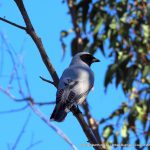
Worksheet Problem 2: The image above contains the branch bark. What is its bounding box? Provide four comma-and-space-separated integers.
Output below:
0, 17, 26, 30
39, 76, 55, 86
82, 101, 102, 144
71, 106, 103, 150
14, 0, 59, 88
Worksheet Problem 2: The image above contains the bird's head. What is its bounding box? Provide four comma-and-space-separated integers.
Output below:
70, 52, 100, 67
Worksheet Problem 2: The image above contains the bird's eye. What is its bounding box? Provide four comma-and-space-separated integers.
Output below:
80, 54, 94, 66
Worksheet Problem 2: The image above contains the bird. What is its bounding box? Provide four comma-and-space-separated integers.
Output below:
50, 52, 100, 122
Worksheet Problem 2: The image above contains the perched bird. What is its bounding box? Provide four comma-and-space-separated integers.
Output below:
50, 52, 100, 122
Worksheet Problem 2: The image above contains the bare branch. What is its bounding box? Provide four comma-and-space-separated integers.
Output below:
0, 33, 25, 97
12, 113, 31, 150
0, 23, 77, 150
25, 140, 42, 150
0, 105, 28, 114
34, 101, 55, 106
0, 91, 78, 149
21, 58, 31, 96
0, 17, 26, 31
71, 106, 103, 150
0, 87, 54, 107
0, 86, 77, 149
0, 86, 18, 100
14, 0, 59, 88
39, 76, 55, 86
31, 105, 78, 150
0, 87, 32, 102
24, 133, 42, 150
82, 101, 102, 144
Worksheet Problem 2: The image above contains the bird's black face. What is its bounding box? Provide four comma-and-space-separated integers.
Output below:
80, 54, 100, 66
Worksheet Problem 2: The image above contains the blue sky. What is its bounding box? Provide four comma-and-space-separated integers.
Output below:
0, 1, 128, 150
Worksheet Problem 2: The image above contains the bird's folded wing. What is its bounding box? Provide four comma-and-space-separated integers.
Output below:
56, 78, 78, 103
56, 77, 93, 105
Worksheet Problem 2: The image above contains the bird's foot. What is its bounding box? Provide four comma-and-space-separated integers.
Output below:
64, 102, 78, 113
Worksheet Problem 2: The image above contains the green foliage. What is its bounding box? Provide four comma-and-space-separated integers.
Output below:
62, 0, 150, 148
121, 122, 128, 138
103, 125, 114, 140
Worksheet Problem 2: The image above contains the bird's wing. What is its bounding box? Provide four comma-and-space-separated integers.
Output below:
56, 77, 78, 104
56, 66, 94, 107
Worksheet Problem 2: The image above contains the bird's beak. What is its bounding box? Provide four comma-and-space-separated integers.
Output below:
92, 57, 100, 63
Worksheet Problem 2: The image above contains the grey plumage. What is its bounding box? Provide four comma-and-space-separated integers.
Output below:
50, 52, 100, 122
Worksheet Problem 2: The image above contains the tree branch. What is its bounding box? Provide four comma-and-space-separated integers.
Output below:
82, 101, 102, 144
14, 0, 59, 88
71, 106, 103, 150
0, 30, 77, 149
0, 87, 78, 150
0, 17, 26, 31
39, 76, 55, 86
25, 140, 42, 150
0, 105, 28, 114
12, 113, 31, 150
31, 104, 78, 150
34, 101, 55, 106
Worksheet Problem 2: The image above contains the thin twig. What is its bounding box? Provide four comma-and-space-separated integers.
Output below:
25, 140, 42, 150
0, 87, 32, 102
34, 101, 55, 106
0, 17, 26, 31
0, 88, 55, 105
6, 67, 16, 90
12, 113, 31, 150
21, 58, 32, 96
0, 33, 25, 97
0, 105, 28, 114
0, 86, 18, 100
39, 76, 55, 86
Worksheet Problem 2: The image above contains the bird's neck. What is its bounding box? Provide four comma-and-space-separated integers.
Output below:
69, 61, 90, 68
69, 56, 92, 67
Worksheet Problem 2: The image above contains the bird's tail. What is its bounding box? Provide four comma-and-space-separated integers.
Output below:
50, 103, 67, 122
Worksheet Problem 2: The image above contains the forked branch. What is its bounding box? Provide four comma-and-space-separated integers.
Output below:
14, 0, 59, 88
